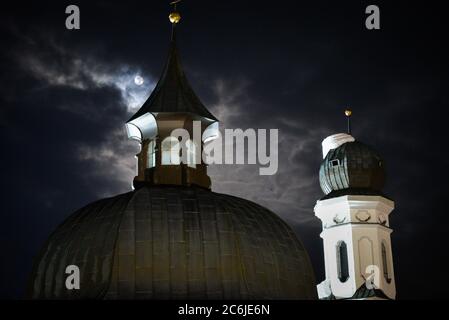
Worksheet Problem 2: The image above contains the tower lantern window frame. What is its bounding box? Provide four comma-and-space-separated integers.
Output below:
161, 136, 181, 165
186, 139, 197, 168
147, 140, 157, 168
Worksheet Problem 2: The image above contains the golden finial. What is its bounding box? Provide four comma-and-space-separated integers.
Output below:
169, 12, 181, 24
344, 109, 352, 134
169, 0, 181, 24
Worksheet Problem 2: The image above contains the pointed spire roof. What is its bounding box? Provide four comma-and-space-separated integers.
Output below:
128, 39, 218, 122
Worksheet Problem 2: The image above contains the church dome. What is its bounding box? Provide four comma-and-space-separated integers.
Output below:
319, 141, 385, 198
28, 186, 317, 299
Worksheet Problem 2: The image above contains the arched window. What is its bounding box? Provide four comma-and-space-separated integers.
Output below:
381, 242, 391, 283
161, 137, 180, 165
336, 241, 349, 282
186, 139, 197, 168
147, 140, 156, 168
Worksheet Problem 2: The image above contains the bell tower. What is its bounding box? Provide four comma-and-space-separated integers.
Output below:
125, 1, 219, 190
315, 111, 396, 300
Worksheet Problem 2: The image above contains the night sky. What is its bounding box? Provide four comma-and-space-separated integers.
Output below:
1, 0, 448, 299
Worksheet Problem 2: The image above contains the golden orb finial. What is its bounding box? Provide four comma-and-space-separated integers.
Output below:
169, 12, 181, 24
169, 0, 182, 24
344, 109, 352, 134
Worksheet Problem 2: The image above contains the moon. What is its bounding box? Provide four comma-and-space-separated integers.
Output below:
134, 75, 144, 86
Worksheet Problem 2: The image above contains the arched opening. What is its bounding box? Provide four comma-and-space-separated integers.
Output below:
147, 140, 156, 168
336, 241, 349, 282
381, 242, 391, 283
186, 139, 197, 168
161, 137, 180, 165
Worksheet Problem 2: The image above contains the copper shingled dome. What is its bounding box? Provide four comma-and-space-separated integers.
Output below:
319, 141, 386, 198
28, 186, 317, 299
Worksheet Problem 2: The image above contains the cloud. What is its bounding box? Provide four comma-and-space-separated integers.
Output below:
17, 36, 155, 112
77, 127, 140, 197
206, 79, 327, 225
208, 78, 249, 124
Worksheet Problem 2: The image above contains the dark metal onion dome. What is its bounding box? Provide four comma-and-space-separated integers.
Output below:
28, 186, 317, 299
319, 141, 385, 199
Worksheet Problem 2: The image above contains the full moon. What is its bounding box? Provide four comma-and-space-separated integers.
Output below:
134, 75, 144, 86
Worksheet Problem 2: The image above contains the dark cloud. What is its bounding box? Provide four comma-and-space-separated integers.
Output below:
1, 0, 448, 299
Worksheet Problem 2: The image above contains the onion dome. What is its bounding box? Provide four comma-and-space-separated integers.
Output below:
27, 186, 317, 299
319, 135, 385, 199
